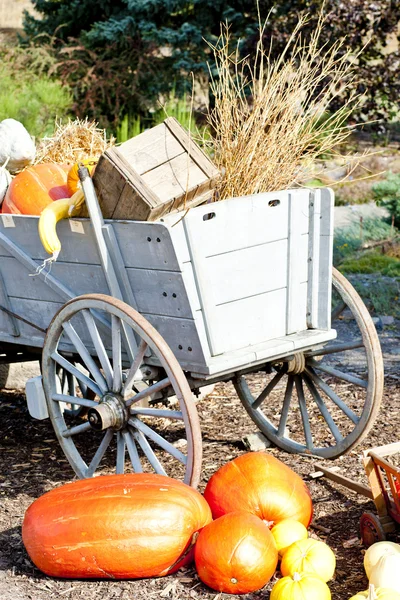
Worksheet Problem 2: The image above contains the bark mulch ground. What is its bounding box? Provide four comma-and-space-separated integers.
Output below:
1, 316, 399, 600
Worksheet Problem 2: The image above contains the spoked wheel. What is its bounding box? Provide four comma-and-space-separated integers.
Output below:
42, 294, 202, 487
360, 512, 386, 547
235, 268, 384, 458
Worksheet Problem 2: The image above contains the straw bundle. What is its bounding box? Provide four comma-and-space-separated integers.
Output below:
35, 117, 115, 165
207, 14, 363, 200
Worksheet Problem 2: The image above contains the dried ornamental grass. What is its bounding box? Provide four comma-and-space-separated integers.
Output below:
35, 117, 115, 165
207, 14, 364, 200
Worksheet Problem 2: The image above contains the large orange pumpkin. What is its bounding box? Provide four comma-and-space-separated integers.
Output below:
22, 473, 212, 579
194, 511, 278, 594
204, 452, 313, 527
2, 163, 70, 215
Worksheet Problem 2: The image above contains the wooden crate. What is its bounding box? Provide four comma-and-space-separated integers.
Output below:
93, 117, 220, 221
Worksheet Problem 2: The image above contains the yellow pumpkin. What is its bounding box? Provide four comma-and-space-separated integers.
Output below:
349, 583, 400, 600
271, 520, 308, 557
280, 538, 336, 582
67, 157, 97, 195
270, 571, 331, 600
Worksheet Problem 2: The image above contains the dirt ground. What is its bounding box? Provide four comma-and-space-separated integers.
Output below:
1, 319, 399, 600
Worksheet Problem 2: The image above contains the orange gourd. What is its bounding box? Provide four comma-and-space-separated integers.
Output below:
22, 473, 212, 579
2, 163, 70, 215
67, 158, 97, 195
194, 511, 278, 594
204, 452, 313, 528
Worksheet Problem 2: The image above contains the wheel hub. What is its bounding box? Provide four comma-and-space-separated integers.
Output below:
286, 353, 306, 374
87, 393, 129, 431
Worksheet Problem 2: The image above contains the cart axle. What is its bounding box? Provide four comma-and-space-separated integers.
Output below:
88, 393, 129, 431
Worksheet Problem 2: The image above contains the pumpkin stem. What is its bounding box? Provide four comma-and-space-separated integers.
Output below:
263, 519, 275, 528
293, 572, 302, 582
230, 578, 238, 584
367, 584, 378, 600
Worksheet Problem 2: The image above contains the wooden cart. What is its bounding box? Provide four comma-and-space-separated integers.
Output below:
0, 169, 384, 488
313, 442, 400, 547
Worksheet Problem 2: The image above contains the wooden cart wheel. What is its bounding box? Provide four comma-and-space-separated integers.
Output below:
42, 294, 202, 487
235, 268, 384, 458
360, 512, 386, 546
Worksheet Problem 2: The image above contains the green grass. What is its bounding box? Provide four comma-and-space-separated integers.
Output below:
0, 62, 72, 139
333, 218, 396, 265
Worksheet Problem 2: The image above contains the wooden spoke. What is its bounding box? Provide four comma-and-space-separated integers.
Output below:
129, 417, 187, 464
116, 431, 126, 474
122, 339, 148, 397
82, 309, 113, 389
277, 374, 294, 437
62, 422, 92, 438
304, 375, 343, 443
130, 407, 184, 420
131, 429, 167, 476
253, 371, 285, 410
52, 393, 97, 408
295, 376, 313, 452
86, 430, 113, 477
332, 300, 347, 322
122, 429, 143, 472
306, 340, 364, 357
62, 321, 108, 394
308, 359, 368, 388
111, 315, 122, 393
305, 367, 360, 424
125, 377, 171, 408
51, 351, 102, 397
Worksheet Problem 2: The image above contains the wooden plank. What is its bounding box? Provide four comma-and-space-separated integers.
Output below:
141, 153, 208, 204
165, 117, 220, 179
286, 191, 310, 334
0, 268, 20, 336
204, 239, 288, 305
313, 463, 373, 499
363, 454, 389, 518
318, 187, 334, 329
117, 122, 184, 175
364, 441, 400, 458
178, 190, 296, 256
307, 189, 321, 328
93, 154, 128, 219
112, 221, 182, 271
142, 312, 206, 366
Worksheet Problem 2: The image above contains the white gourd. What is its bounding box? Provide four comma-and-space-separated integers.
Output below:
0, 119, 36, 173
364, 542, 400, 579
0, 166, 11, 204
369, 554, 400, 593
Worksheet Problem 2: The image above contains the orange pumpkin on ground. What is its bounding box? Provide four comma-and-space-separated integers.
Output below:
22, 473, 212, 579
67, 157, 97, 195
194, 511, 278, 594
204, 452, 313, 528
2, 163, 70, 215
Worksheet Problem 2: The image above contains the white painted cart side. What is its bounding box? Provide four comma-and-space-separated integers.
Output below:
0, 188, 335, 377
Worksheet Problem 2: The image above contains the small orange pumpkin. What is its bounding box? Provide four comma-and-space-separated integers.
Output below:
67, 158, 97, 195
194, 511, 278, 594
2, 163, 70, 215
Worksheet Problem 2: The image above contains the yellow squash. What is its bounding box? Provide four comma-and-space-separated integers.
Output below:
38, 190, 85, 259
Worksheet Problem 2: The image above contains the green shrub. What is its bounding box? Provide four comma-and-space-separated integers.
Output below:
373, 172, 400, 228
